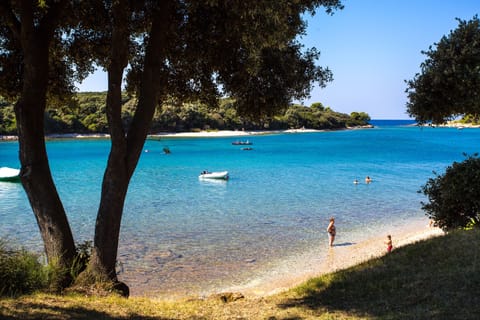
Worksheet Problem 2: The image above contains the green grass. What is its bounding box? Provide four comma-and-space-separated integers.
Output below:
1, 229, 479, 319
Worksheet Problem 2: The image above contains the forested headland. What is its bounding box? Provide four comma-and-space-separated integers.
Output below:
0, 92, 370, 135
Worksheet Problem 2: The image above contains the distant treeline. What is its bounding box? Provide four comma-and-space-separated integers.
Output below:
0, 92, 370, 135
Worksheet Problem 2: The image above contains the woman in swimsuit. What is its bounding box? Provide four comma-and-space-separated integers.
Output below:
327, 217, 336, 247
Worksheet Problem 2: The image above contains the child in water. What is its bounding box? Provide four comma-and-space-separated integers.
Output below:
385, 235, 393, 253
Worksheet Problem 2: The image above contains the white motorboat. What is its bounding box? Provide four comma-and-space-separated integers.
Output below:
0, 167, 20, 182
199, 170, 229, 180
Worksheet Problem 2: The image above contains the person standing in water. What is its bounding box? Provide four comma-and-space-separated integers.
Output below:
327, 217, 336, 247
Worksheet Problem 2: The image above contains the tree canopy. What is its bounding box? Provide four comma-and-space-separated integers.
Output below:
405, 16, 480, 124
0, 0, 344, 294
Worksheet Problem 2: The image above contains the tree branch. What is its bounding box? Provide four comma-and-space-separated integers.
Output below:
0, 0, 21, 39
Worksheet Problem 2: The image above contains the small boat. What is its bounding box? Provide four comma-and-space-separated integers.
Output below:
199, 170, 229, 180
241, 147, 253, 151
0, 167, 21, 182
232, 140, 252, 145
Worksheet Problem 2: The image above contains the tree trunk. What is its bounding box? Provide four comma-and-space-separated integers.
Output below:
88, 1, 173, 294
87, 0, 130, 286
14, 2, 75, 284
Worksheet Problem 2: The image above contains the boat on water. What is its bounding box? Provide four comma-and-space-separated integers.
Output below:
199, 170, 229, 180
0, 167, 21, 182
232, 140, 252, 145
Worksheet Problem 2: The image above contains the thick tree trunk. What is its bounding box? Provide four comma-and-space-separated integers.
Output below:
88, 1, 173, 294
88, 0, 130, 285
14, 2, 75, 283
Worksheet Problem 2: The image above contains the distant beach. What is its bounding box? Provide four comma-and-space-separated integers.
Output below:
1, 126, 375, 141
0, 129, 324, 141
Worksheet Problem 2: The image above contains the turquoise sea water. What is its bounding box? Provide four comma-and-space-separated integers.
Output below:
1, 120, 479, 297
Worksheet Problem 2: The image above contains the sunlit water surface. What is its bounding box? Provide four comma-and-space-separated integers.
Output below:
1, 120, 478, 297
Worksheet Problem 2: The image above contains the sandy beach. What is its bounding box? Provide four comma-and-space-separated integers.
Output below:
127, 219, 444, 300
151, 128, 325, 138
211, 219, 444, 299
0, 129, 323, 141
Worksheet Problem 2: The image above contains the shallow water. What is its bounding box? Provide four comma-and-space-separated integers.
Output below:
1, 121, 478, 297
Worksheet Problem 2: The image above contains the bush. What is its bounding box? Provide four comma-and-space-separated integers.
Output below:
0, 240, 49, 297
420, 154, 480, 230
0, 240, 94, 297
70, 241, 92, 279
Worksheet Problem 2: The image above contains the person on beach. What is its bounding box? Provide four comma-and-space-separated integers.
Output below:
327, 217, 336, 247
385, 235, 393, 253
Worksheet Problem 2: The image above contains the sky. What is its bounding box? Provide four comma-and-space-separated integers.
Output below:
76, 0, 479, 120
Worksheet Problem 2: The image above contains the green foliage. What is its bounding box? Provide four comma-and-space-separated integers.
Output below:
348, 111, 371, 126
406, 16, 480, 124
0, 103, 16, 135
459, 113, 480, 125
1, 93, 371, 135
0, 240, 49, 297
70, 241, 93, 280
0, 240, 94, 297
419, 154, 480, 230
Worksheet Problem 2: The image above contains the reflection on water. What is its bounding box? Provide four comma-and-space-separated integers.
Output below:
0, 182, 24, 210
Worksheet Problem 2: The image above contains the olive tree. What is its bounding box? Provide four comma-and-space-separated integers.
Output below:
1, 0, 343, 294
406, 16, 480, 124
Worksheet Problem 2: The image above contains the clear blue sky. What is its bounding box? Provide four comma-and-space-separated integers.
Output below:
77, 0, 479, 119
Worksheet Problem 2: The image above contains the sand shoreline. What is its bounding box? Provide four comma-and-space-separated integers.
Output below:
130, 219, 444, 300
0, 129, 320, 141
1, 126, 376, 141
230, 221, 444, 298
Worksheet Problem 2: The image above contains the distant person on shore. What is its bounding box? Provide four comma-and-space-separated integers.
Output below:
327, 217, 336, 247
385, 235, 393, 253
365, 176, 372, 184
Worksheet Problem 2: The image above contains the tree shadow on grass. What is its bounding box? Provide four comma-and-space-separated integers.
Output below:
277, 232, 480, 320
0, 301, 175, 320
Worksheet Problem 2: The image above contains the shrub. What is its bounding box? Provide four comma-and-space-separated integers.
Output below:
420, 153, 480, 230
70, 241, 92, 279
0, 240, 49, 297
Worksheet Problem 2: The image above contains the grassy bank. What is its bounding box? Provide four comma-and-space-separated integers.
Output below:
1, 229, 479, 319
